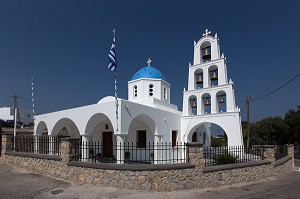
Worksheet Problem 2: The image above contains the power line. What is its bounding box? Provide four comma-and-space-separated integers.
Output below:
0, 94, 13, 98
18, 96, 54, 112
252, 72, 300, 101
241, 102, 247, 113
1, 93, 78, 112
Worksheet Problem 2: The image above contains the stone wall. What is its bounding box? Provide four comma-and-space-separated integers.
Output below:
0, 135, 294, 191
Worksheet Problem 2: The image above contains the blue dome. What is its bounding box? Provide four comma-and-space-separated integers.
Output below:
131, 66, 166, 81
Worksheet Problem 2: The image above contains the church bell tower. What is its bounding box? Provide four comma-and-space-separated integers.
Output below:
181, 29, 243, 146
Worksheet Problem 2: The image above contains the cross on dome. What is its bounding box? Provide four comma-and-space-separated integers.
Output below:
147, 58, 152, 66
203, 29, 211, 37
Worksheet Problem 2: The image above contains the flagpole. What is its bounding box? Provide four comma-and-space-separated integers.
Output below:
31, 76, 35, 124
113, 29, 119, 132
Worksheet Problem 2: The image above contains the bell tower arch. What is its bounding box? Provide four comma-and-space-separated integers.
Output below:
182, 29, 243, 147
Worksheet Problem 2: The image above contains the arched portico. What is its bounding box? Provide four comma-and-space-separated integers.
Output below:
127, 114, 157, 163
127, 114, 156, 143
84, 113, 115, 137
84, 113, 115, 159
51, 118, 80, 137
35, 121, 48, 136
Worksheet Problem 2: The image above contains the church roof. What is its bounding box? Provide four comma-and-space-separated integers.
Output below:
131, 65, 166, 81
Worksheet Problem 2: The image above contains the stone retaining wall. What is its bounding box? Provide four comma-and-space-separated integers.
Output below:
0, 135, 294, 191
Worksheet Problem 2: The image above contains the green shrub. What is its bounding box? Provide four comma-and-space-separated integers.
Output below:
213, 152, 237, 165
124, 151, 130, 159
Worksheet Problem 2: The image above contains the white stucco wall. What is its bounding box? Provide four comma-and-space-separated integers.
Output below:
34, 96, 182, 145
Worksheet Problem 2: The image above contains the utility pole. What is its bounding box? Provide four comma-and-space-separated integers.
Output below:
246, 96, 251, 148
13, 95, 18, 151
0, 101, 2, 135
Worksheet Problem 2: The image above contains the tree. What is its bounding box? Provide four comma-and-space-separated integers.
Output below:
250, 117, 288, 145
284, 105, 300, 145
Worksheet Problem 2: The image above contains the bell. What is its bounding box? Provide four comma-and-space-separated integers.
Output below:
218, 96, 225, 103
201, 47, 211, 61
210, 71, 218, 80
190, 99, 197, 108
195, 74, 203, 84
204, 98, 211, 106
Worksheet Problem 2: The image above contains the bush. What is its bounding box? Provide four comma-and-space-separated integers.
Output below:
124, 151, 130, 159
213, 152, 237, 165
211, 137, 227, 147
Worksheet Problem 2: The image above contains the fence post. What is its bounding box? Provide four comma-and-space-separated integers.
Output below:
153, 135, 161, 164
34, 135, 40, 153
1, 133, 13, 157
81, 135, 91, 161
262, 145, 275, 165
116, 135, 125, 164
285, 144, 294, 157
186, 143, 204, 172
48, 136, 55, 155
60, 137, 80, 163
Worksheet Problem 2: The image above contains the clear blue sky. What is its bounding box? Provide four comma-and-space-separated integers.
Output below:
0, 0, 299, 122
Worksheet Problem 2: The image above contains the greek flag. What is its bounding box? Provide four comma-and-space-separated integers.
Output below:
108, 38, 117, 71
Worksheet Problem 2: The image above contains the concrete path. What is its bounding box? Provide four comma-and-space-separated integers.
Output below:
0, 162, 299, 199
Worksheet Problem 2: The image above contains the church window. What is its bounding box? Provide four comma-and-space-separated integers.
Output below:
137, 130, 146, 148
149, 84, 154, 97
163, 87, 167, 100
192, 132, 197, 142
172, 131, 177, 147
134, 85, 137, 97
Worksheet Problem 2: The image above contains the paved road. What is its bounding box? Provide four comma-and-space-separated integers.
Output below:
0, 161, 299, 199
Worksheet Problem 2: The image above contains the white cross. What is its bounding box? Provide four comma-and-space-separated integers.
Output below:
147, 58, 152, 66
203, 29, 211, 37
112, 28, 116, 35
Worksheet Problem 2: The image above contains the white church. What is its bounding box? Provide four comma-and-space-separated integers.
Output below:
34, 29, 243, 161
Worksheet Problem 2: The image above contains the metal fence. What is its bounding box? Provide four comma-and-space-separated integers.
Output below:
204, 146, 264, 167
72, 141, 187, 164
7, 135, 61, 155
275, 145, 288, 160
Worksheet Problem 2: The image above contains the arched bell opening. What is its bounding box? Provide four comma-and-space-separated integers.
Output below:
188, 95, 197, 116
194, 68, 203, 89
216, 91, 227, 113
200, 41, 211, 63
209, 65, 218, 87
202, 93, 211, 114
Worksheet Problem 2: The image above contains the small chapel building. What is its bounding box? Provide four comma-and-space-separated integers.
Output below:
34, 29, 243, 162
